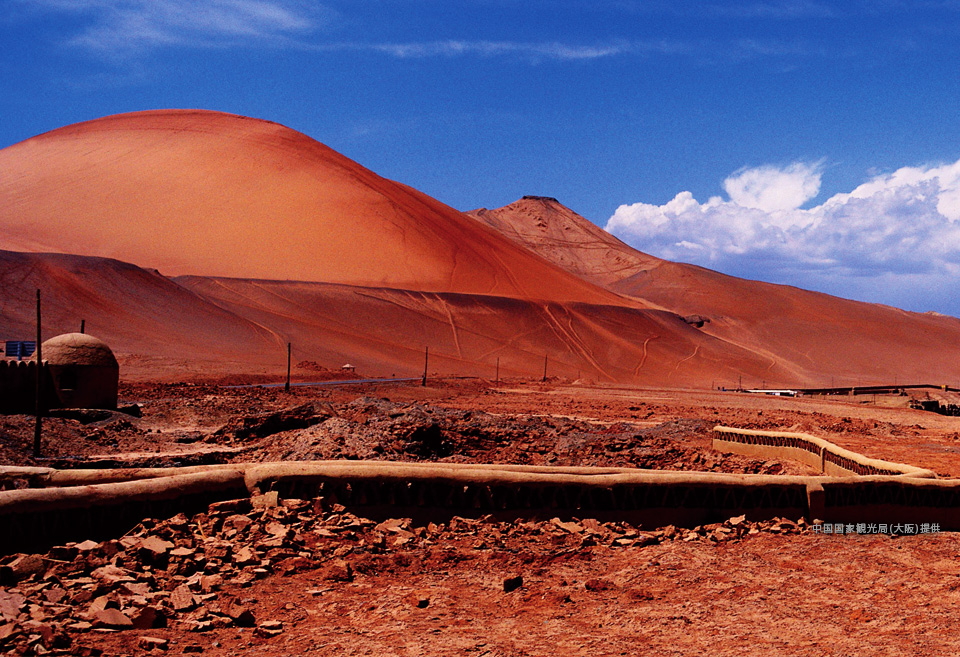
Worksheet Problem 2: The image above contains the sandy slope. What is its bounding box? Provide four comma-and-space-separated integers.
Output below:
470, 197, 960, 387
0, 250, 280, 376
0, 249, 780, 385
0, 110, 621, 304
175, 275, 781, 385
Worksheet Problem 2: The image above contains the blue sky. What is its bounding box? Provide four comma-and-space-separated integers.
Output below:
4, 1, 960, 314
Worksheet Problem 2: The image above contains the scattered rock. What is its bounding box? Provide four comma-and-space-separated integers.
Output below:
138, 635, 169, 651
256, 620, 284, 637
170, 584, 197, 612
6, 554, 44, 581
93, 608, 133, 629
223, 599, 256, 627
138, 536, 174, 559
130, 606, 166, 630
321, 558, 353, 582
503, 575, 523, 593
252, 491, 280, 509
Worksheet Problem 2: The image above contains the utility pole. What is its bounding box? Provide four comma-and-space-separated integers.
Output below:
542, 354, 548, 382
422, 346, 428, 386
33, 290, 43, 458
284, 342, 291, 392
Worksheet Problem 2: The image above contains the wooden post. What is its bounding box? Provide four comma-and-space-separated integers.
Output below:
33, 289, 42, 458
80, 319, 85, 334
542, 354, 548, 382
422, 346, 428, 386
285, 343, 291, 392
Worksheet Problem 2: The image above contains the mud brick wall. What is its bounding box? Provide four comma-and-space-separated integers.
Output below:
4, 457, 960, 556
711, 426, 936, 479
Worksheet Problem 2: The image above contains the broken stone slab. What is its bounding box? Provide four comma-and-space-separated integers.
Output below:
255, 620, 283, 637
138, 537, 174, 560
169, 584, 196, 612
130, 606, 166, 630
251, 491, 280, 509
117, 582, 151, 598
233, 546, 258, 567
0, 590, 26, 621
0, 621, 21, 644
6, 554, 45, 582
86, 595, 119, 617
225, 514, 254, 532
199, 574, 222, 593
550, 518, 584, 534
726, 514, 747, 527
320, 559, 352, 582
223, 599, 256, 627
93, 608, 133, 629
138, 635, 169, 651
47, 545, 79, 562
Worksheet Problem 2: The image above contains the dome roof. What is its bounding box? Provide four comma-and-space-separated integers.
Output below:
36, 333, 118, 368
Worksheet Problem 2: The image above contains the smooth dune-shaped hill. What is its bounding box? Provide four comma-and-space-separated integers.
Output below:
470, 197, 960, 387
0, 110, 623, 304
0, 249, 784, 385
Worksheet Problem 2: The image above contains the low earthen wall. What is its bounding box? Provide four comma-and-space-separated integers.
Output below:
3, 453, 959, 555
712, 426, 936, 479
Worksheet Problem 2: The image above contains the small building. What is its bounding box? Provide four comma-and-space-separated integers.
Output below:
37, 333, 119, 410
2, 333, 119, 413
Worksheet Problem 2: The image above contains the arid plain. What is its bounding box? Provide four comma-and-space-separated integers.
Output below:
3, 111, 960, 655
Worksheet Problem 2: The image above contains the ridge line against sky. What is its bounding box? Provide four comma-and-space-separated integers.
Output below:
5, 1, 960, 315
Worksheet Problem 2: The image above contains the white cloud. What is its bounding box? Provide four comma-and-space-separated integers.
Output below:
16, 0, 325, 54
723, 161, 822, 212
605, 159, 960, 311
316, 39, 688, 62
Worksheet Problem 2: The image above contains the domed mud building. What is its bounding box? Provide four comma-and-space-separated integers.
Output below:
1, 333, 120, 413
38, 333, 119, 410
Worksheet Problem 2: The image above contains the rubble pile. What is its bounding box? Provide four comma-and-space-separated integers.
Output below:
232, 398, 791, 474
0, 489, 808, 655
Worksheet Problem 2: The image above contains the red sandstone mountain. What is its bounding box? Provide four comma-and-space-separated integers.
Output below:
0, 111, 785, 384
0, 110, 620, 305
4, 111, 959, 387
470, 197, 960, 387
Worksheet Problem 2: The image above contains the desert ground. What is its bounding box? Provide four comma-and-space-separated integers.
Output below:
3, 376, 960, 656
4, 110, 960, 657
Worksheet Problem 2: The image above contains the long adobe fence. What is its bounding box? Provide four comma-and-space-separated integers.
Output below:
711, 426, 936, 478
1, 426, 959, 554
